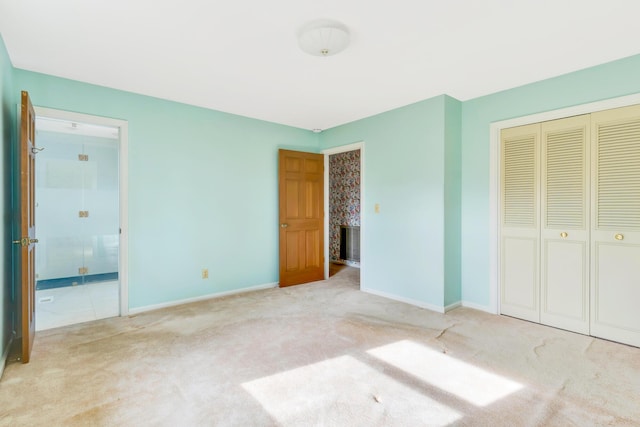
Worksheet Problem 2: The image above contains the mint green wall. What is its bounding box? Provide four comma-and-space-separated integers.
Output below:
1, 35, 16, 363
320, 96, 454, 308
460, 54, 640, 308
14, 69, 318, 310
5, 39, 640, 326
443, 96, 461, 306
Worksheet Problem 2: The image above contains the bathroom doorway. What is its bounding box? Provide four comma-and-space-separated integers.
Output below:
324, 143, 363, 281
33, 110, 127, 330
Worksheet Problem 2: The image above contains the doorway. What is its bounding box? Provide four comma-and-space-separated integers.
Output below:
323, 142, 363, 283
32, 108, 128, 330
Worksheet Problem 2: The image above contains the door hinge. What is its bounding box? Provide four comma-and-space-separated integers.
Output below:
78, 267, 88, 275
78, 154, 89, 161
79, 211, 89, 218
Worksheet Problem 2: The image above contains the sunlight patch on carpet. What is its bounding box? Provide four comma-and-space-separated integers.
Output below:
368, 340, 523, 407
242, 355, 461, 426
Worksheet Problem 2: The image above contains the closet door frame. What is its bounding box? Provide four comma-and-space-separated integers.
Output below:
489, 93, 640, 315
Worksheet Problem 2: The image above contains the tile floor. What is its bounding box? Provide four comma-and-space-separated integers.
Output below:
35, 280, 120, 331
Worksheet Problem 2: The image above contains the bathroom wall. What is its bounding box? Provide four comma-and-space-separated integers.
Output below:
328, 149, 361, 262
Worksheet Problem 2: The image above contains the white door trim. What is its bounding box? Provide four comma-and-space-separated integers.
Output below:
322, 142, 364, 288
489, 92, 640, 315
33, 106, 130, 316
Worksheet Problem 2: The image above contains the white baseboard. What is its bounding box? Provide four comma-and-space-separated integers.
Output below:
361, 287, 446, 313
357, 290, 495, 316
331, 260, 360, 268
0, 336, 14, 380
461, 301, 496, 314
444, 301, 462, 312
128, 282, 278, 315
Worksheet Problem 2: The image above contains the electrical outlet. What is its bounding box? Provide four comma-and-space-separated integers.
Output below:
202, 269, 209, 279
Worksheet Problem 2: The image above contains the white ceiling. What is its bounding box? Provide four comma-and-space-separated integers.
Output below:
1, 1, 640, 131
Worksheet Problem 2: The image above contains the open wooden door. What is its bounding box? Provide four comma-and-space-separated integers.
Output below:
278, 150, 324, 287
18, 91, 37, 363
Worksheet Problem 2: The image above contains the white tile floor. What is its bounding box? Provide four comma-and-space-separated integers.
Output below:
36, 281, 120, 331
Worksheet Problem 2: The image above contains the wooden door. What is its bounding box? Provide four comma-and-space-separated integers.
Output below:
500, 124, 540, 322
278, 150, 324, 287
19, 91, 37, 363
540, 115, 590, 334
590, 104, 640, 348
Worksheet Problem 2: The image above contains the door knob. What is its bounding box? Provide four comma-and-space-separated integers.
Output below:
560, 232, 568, 238
30, 238, 39, 244
614, 234, 624, 241
280, 223, 288, 228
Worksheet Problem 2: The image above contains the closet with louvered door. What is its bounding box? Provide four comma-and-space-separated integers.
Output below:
500, 124, 540, 323
590, 104, 640, 348
500, 104, 640, 348
540, 115, 590, 334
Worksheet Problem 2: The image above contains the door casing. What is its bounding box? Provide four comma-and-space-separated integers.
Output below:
34, 107, 130, 316
322, 141, 364, 288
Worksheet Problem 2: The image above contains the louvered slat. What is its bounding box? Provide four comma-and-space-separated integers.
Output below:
597, 119, 640, 229
503, 134, 536, 226
545, 128, 585, 228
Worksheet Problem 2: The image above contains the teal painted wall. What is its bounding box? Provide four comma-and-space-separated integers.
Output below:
320, 96, 452, 308
443, 96, 462, 306
1, 35, 16, 364
14, 70, 318, 310
460, 54, 640, 308
4, 39, 640, 330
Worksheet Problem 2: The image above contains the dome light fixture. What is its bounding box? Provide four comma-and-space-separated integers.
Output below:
297, 19, 350, 57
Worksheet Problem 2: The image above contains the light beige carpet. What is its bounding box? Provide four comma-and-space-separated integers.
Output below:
1, 267, 639, 426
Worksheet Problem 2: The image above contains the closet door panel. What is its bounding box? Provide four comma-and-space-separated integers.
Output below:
502, 236, 538, 319
543, 240, 587, 322
593, 243, 640, 333
500, 124, 540, 322
591, 104, 640, 348
540, 115, 590, 334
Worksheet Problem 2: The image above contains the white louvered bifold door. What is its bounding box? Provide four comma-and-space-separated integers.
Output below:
540, 115, 590, 334
590, 104, 640, 348
500, 124, 540, 322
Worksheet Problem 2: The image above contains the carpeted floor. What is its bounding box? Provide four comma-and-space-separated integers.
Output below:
1, 267, 639, 426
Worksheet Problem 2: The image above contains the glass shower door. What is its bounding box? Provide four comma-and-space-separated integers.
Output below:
80, 138, 120, 285
35, 118, 120, 330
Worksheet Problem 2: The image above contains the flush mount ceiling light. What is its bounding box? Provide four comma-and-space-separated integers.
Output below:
297, 19, 350, 57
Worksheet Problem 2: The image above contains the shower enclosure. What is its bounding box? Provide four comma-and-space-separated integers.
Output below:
35, 118, 120, 294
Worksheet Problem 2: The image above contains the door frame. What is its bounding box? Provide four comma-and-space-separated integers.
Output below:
33, 107, 130, 316
322, 141, 364, 288
489, 93, 640, 315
